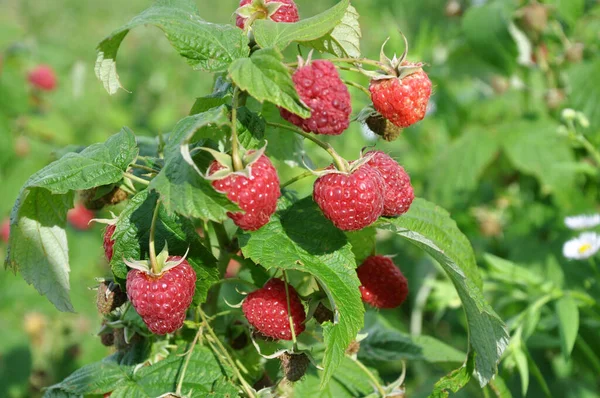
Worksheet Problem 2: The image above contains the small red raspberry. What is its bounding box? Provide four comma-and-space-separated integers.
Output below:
357, 255, 408, 309
242, 278, 306, 340
103, 224, 116, 262
280, 60, 351, 135
28, 65, 57, 91
365, 151, 414, 217
209, 153, 280, 231
126, 257, 196, 335
67, 203, 95, 231
236, 0, 299, 30
313, 164, 385, 231
369, 63, 432, 128
1, 218, 9, 243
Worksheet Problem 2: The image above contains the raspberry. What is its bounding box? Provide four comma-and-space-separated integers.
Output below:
242, 278, 306, 340
209, 153, 280, 231
1, 218, 9, 243
279, 352, 310, 382
236, 0, 299, 30
96, 281, 127, 315
313, 164, 385, 231
28, 65, 57, 91
365, 151, 414, 217
369, 63, 432, 128
67, 203, 95, 230
357, 255, 408, 309
280, 60, 351, 135
103, 224, 116, 262
126, 257, 196, 335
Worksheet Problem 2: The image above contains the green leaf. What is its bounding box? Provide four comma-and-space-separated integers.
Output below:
568, 60, 600, 132
4, 129, 138, 312
189, 78, 232, 115
238, 197, 364, 388
501, 120, 577, 205
555, 294, 579, 359
237, 107, 266, 149
346, 228, 376, 264
359, 328, 465, 364
253, 0, 350, 52
462, 2, 518, 74
25, 128, 137, 194
261, 103, 307, 166
111, 190, 218, 304
95, 0, 249, 94
229, 49, 310, 118
428, 128, 500, 207
44, 360, 131, 396
303, 4, 362, 58
429, 352, 475, 398
130, 346, 235, 396
45, 347, 236, 397
5, 189, 74, 312
150, 107, 240, 221
376, 199, 509, 387
294, 356, 377, 398
549, 0, 584, 26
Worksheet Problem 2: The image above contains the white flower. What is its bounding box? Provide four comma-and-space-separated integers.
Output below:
563, 232, 600, 260
564, 214, 600, 230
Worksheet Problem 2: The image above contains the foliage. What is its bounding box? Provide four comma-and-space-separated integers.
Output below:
1, 0, 599, 397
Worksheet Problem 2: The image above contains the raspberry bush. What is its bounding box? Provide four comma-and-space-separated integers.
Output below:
4, 1, 510, 396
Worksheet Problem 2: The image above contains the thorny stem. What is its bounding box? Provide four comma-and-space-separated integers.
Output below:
283, 270, 299, 351
265, 122, 350, 172
199, 308, 256, 398
175, 326, 203, 395
288, 57, 389, 72
149, 199, 161, 274
343, 80, 371, 97
123, 172, 150, 186
281, 171, 316, 189
353, 358, 386, 397
336, 64, 364, 74
231, 87, 244, 172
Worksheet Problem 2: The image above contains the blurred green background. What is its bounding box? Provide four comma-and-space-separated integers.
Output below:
1, 0, 600, 397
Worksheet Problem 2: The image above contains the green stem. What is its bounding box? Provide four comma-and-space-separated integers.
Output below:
588, 257, 600, 281
576, 134, 600, 169
130, 163, 160, 174
199, 308, 256, 398
336, 65, 364, 74
353, 358, 386, 397
281, 171, 316, 189
123, 172, 150, 186
231, 87, 243, 172
266, 122, 349, 172
343, 80, 371, 97
149, 200, 161, 274
282, 271, 298, 351
175, 327, 202, 395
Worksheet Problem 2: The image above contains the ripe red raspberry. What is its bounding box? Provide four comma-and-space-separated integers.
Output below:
1, 218, 9, 243
67, 203, 95, 230
313, 164, 385, 231
357, 255, 408, 309
365, 151, 414, 217
209, 153, 280, 231
369, 62, 432, 128
28, 65, 57, 91
103, 224, 116, 261
126, 257, 196, 335
242, 278, 306, 340
236, 0, 299, 30
280, 60, 351, 135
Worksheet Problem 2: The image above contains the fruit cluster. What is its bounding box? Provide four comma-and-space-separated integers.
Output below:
86, 0, 429, 381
